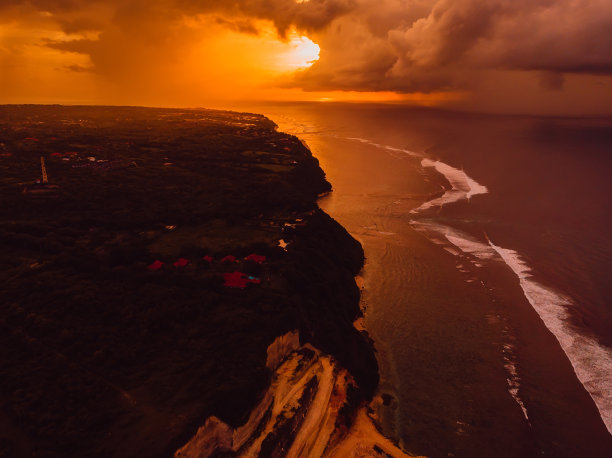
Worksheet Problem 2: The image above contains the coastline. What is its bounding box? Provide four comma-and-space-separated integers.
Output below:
0, 105, 384, 457
176, 331, 412, 457
173, 120, 421, 456
251, 103, 611, 457
4, 104, 609, 457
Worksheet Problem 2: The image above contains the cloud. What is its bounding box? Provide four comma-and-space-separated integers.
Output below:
214, 17, 259, 36
2, 0, 353, 78
10, 0, 612, 87
294, 0, 612, 93
63, 63, 94, 72
2, 0, 612, 112
1, 0, 354, 34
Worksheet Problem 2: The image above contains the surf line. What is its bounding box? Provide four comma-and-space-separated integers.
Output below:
487, 237, 612, 435
343, 137, 422, 159
409, 221, 612, 434
342, 136, 612, 433
411, 221, 532, 423
340, 136, 489, 214
410, 158, 489, 213
352, 132, 612, 435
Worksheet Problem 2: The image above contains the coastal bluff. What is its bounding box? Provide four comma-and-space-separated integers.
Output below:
176, 331, 410, 457
0, 105, 378, 457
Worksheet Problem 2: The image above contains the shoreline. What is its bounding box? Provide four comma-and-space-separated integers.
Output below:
261, 110, 611, 456
4, 104, 609, 456
173, 123, 417, 457
316, 128, 612, 441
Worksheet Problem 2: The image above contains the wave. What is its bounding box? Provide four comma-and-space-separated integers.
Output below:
411, 219, 612, 434
334, 133, 612, 434
410, 220, 496, 262
488, 240, 612, 435
340, 137, 489, 213
410, 221, 532, 420
344, 137, 421, 159
410, 159, 489, 213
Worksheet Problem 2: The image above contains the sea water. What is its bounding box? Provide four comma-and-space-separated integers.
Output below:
242, 102, 612, 457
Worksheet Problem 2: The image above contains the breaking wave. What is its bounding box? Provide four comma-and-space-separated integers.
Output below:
410, 219, 612, 435
488, 240, 612, 435
410, 159, 489, 213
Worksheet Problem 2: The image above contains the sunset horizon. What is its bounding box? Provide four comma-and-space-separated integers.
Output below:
3, 0, 612, 115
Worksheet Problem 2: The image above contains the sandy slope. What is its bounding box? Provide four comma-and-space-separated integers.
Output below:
175, 331, 419, 457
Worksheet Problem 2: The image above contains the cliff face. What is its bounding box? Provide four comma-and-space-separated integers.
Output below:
0, 105, 377, 457
176, 333, 396, 458
281, 210, 379, 401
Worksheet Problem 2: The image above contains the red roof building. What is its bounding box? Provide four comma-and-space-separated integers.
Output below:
147, 260, 164, 271
245, 254, 266, 264
173, 258, 190, 268
223, 272, 261, 288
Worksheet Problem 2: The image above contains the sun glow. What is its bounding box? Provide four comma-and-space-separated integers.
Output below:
283, 35, 320, 69
0, 13, 456, 106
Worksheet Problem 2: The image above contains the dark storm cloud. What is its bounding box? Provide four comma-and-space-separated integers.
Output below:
185, 0, 356, 36
4, 0, 612, 94
214, 17, 259, 36
297, 0, 612, 93
44, 37, 97, 55
63, 63, 94, 72
3, 0, 354, 76
1, 0, 354, 34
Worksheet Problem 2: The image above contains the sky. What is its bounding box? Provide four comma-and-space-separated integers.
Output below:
1, 0, 612, 114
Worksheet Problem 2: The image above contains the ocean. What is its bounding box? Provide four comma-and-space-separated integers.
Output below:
241, 102, 612, 457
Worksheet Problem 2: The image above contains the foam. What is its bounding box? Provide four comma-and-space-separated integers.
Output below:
412, 221, 612, 430
345, 137, 421, 158
502, 341, 530, 422
411, 220, 496, 261
505, 360, 529, 421
411, 159, 489, 214
342, 137, 488, 214
488, 240, 612, 434
342, 134, 612, 432
445, 233, 497, 260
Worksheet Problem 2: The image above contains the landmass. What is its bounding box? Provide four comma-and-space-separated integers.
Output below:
0, 105, 387, 457
176, 331, 411, 457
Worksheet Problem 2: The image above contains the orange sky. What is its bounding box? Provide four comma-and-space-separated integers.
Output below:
1, 1, 612, 114
0, 9, 418, 106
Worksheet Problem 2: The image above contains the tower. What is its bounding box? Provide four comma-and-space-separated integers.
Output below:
40, 156, 48, 184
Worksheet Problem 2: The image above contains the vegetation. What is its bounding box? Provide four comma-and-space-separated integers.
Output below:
0, 105, 377, 457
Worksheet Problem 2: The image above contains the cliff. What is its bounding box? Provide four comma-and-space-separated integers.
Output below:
176, 332, 406, 457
